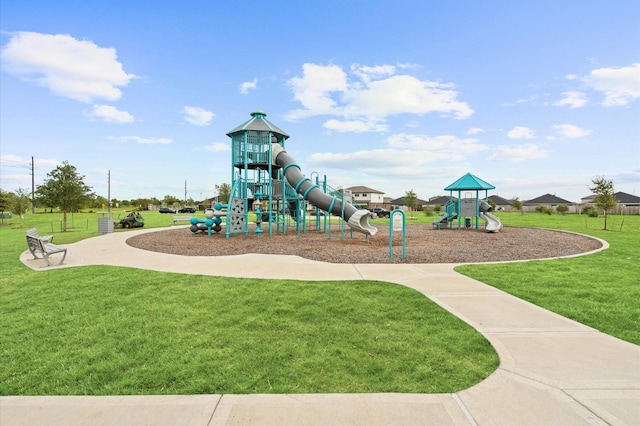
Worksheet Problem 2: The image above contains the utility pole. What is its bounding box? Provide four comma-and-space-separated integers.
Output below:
31, 156, 35, 213
107, 170, 111, 213
184, 179, 187, 206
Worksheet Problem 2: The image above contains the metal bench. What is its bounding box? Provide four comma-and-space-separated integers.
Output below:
25, 231, 67, 267
172, 215, 193, 225
26, 227, 54, 243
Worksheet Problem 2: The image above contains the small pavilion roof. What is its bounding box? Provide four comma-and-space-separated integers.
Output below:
226, 110, 290, 138
444, 173, 495, 191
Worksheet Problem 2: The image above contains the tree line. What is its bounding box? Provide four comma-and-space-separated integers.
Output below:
0, 162, 230, 231
0, 161, 619, 231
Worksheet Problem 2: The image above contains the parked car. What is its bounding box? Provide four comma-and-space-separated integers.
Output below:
370, 207, 390, 218
310, 210, 325, 216
159, 207, 175, 214
178, 207, 196, 213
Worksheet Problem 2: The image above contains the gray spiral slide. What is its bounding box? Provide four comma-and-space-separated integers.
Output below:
272, 144, 377, 236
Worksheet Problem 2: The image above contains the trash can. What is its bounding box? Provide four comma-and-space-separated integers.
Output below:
98, 212, 114, 234
465, 218, 472, 228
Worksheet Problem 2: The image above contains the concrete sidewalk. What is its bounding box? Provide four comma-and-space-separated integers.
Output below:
4, 228, 639, 425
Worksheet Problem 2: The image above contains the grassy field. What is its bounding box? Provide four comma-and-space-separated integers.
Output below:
2, 209, 638, 396
1, 210, 497, 395
456, 212, 640, 345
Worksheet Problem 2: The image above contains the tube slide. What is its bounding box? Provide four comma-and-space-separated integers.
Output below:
479, 200, 502, 232
272, 144, 377, 236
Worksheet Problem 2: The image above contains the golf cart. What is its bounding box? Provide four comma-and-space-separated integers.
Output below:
115, 212, 145, 229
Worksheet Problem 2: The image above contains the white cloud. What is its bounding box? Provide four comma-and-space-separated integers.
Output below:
324, 119, 388, 133
286, 63, 348, 117
204, 142, 230, 152
307, 132, 486, 174
350, 63, 396, 83
184, 106, 214, 126
0, 155, 60, 190
85, 105, 134, 123
309, 148, 438, 170
0, 154, 59, 170
554, 91, 588, 109
1, 31, 136, 103
108, 136, 172, 145
239, 78, 258, 95
285, 62, 473, 124
583, 63, 640, 106
387, 133, 487, 157
344, 74, 474, 119
553, 124, 592, 138
488, 143, 550, 162
466, 127, 484, 135
507, 126, 536, 139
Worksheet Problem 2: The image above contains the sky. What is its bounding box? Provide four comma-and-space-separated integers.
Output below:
1, 0, 639, 205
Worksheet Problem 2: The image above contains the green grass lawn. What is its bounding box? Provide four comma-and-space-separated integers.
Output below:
456, 212, 640, 345
2, 209, 638, 396
1, 210, 497, 395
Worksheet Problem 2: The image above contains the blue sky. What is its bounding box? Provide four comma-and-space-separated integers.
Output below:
1, 0, 639, 204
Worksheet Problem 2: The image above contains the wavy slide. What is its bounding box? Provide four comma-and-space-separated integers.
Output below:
479, 200, 502, 232
272, 144, 377, 236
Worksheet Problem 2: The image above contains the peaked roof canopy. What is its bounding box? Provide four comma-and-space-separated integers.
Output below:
444, 173, 495, 191
226, 110, 290, 138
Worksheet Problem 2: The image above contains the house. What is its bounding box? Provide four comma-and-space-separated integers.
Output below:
425, 195, 455, 207
488, 195, 514, 211
389, 196, 429, 211
346, 186, 385, 209
524, 194, 574, 213
581, 191, 640, 215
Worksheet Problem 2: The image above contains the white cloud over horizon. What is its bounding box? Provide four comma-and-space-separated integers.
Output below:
183, 106, 214, 126
582, 63, 640, 107
85, 105, 135, 123
487, 143, 550, 162
552, 124, 592, 138
305, 132, 487, 178
554, 91, 588, 109
204, 142, 230, 152
108, 135, 172, 145
1, 31, 136, 103
507, 126, 536, 139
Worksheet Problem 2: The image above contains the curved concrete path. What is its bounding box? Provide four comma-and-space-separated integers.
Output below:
4, 227, 639, 426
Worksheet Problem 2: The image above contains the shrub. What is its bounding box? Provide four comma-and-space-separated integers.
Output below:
535, 205, 553, 215
582, 205, 598, 217
556, 204, 569, 215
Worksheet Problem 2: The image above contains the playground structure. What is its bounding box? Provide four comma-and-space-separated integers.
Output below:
191, 110, 377, 238
433, 173, 502, 232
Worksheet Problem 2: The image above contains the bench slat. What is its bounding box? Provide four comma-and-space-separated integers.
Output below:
172, 215, 193, 224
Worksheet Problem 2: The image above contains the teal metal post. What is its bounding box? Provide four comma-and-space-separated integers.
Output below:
389, 209, 406, 259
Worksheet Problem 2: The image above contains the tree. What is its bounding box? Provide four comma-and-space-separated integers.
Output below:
404, 189, 418, 218
93, 195, 108, 210
511, 197, 523, 215
218, 183, 232, 204
162, 195, 181, 207
36, 161, 95, 231
589, 176, 617, 230
13, 188, 31, 227
0, 189, 12, 225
